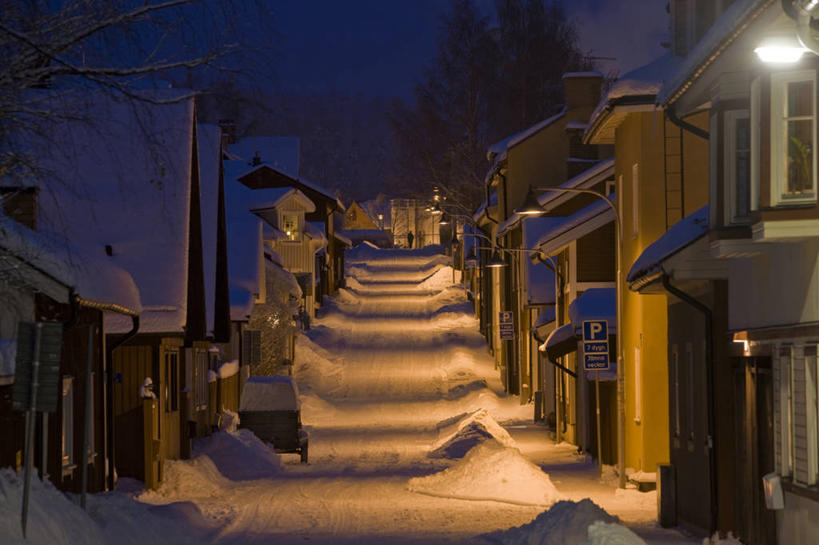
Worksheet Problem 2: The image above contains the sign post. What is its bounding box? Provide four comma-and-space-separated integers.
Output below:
499, 311, 514, 341
582, 320, 609, 476
12, 322, 62, 538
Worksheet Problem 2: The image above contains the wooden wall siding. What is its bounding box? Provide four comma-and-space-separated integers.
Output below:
159, 342, 182, 462
576, 223, 615, 283
218, 374, 240, 413
112, 344, 153, 481
792, 345, 810, 484
274, 241, 313, 274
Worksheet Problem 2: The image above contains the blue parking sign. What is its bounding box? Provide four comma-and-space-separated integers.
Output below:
582, 320, 609, 371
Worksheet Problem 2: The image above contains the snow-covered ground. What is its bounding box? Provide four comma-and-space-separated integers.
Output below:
2, 247, 718, 544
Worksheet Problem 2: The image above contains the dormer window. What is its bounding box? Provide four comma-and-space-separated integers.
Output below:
770, 70, 817, 205
282, 213, 300, 241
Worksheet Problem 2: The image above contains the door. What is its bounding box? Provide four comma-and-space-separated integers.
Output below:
732, 358, 776, 545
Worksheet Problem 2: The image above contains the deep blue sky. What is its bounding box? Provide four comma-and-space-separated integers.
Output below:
268, 0, 669, 99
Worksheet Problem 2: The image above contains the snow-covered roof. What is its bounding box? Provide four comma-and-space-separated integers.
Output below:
236, 164, 344, 212
0, 212, 142, 313
534, 198, 615, 255
249, 187, 316, 214
569, 288, 616, 335
197, 123, 222, 336
627, 205, 710, 284
266, 260, 301, 299
585, 54, 679, 144
306, 221, 328, 244
334, 230, 353, 248
540, 323, 574, 353
229, 136, 300, 178
341, 229, 393, 246
33, 90, 195, 334
507, 107, 567, 150
658, 0, 769, 106
537, 157, 614, 212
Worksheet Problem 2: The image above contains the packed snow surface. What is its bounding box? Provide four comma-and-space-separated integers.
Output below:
409, 441, 562, 506
481, 499, 617, 544
1, 247, 698, 544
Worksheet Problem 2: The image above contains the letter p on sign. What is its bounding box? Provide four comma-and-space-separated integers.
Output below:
582, 320, 608, 342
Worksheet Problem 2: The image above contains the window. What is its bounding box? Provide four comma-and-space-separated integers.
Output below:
61, 376, 74, 472
282, 213, 300, 241
194, 350, 208, 411
672, 345, 680, 437
725, 110, 751, 223
632, 164, 639, 239
165, 351, 179, 412
242, 329, 262, 366
770, 70, 817, 205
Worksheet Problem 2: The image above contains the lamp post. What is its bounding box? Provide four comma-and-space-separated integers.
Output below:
515, 185, 625, 488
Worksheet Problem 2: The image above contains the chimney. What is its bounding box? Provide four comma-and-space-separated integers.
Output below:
218, 118, 236, 147
562, 72, 604, 112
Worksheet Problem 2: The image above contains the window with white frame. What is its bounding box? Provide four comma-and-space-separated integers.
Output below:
775, 344, 819, 486
770, 70, 817, 205
61, 376, 74, 472
724, 110, 751, 223
282, 213, 300, 241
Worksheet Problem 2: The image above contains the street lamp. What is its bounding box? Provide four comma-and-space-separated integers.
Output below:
486, 250, 507, 268
515, 184, 626, 489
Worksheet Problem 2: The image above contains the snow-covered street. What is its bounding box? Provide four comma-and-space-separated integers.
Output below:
1, 247, 703, 544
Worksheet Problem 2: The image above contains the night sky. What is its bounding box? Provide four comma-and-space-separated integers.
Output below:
268, 0, 669, 99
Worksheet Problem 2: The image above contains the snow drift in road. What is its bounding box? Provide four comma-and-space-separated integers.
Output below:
408, 441, 561, 506
430, 409, 517, 458
481, 499, 621, 545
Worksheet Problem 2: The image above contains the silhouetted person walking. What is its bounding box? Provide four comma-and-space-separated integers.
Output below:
407, 231, 414, 248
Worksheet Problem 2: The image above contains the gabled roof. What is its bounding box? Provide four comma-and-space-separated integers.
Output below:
33, 90, 195, 334
229, 136, 300, 178
237, 164, 344, 212
627, 205, 710, 287
659, 0, 772, 106
585, 54, 679, 145
534, 198, 615, 255
249, 187, 316, 214
507, 108, 567, 150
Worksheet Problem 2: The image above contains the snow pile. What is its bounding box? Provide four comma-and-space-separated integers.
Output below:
584, 521, 646, 545
0, 468, 205, 545
292, 334, 343, 396
217, 359, 239, 379
0, 468, 105, 544
418, 265, 457, 290
702, 533, 745, 545
332, 287, 361, 305
481, 499, 618, 545
430, 409, 517, 459
408, 441, 561, 506
192, 429, 282, 481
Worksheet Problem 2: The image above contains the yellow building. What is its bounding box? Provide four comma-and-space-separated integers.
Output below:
585, 56, 710, 479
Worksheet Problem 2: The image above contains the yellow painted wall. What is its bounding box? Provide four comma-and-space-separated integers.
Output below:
616, 110, 670, 473
614, 109, 710, 473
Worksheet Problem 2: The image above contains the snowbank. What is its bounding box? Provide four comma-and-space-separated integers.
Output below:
217, 359, 239, 379
408, 441, 561, 506
430, 409, 517, 459
481, 499, 619, 545
584, 521, 646, 545
192, 429, 282, 481
292, 334, 343, 396
0, 468, 206, 545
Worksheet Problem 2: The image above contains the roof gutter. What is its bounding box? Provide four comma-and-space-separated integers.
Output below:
584, 95, 658, 145
663, 0, 775, 107
667, 104, 709, 140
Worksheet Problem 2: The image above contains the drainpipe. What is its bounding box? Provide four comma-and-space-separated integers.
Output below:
666, 104, 709, 141
105, 314, 140, 492
660, 273, 717, 534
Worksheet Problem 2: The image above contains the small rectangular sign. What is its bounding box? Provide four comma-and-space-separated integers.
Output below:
582, 320, 609, 372
499, 311, 514, 341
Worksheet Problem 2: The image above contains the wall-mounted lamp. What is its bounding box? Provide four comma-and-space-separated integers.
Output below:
486, 250, 507, 268
514, 187, 546, 216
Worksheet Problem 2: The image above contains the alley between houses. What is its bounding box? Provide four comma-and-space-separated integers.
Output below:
1, 247, 701, 545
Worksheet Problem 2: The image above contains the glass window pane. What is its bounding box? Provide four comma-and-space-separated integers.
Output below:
735, 117, 751, 217
283, 214, 299, 240
788, 80, 814, 118
786, 119, 814, 197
